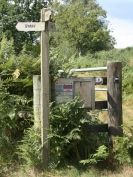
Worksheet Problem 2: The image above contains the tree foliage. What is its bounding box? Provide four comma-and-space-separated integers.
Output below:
53, 0, 115, 55
2, 0, 133, 173
0, 0, 50, 54
0, 0, 115, 55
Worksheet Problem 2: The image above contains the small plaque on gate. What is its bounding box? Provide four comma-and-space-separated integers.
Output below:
55, 78, 95, 109
63, 84, 73, 92
55, 83, 73, 103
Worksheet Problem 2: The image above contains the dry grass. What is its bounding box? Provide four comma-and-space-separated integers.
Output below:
97, 91, 133, 127
5, 72, 133, 177
123, 98, 133, 127
103, 166, 133, 177
6, 166, 133, 177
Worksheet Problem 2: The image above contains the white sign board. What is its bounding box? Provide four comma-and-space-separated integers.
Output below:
16, 22, 45, 31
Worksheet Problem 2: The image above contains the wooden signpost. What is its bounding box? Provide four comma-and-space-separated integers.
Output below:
16, 8, 51, 169
16, 22, 45, 31
40, 8, 50, 169
16, 6, 123, 169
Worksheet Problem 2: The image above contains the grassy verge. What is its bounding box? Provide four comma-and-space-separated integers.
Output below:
6, 166, 133, 177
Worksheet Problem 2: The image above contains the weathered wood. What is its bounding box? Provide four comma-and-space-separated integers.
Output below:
75, 77, 107, 85
107, 62, 123, 136
73, 78, 95, 109
95, 101, 107, 110
54, 78, 95, 109
41, 8, 50, 169
16, 22, 45, 31
83, 124, 108, 133
95, 88, 107, 91
33, 75, 41, 129
84, 101, 107, 110
54, 78, 73, 103
44, 9, 51, 21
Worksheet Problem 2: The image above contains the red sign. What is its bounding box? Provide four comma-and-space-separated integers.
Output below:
63, 84, 73, 92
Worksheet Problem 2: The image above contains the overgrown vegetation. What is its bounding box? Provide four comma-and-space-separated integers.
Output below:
17, 128, 41, 169
0, 0, 133, 176
1, 36, 133, 176
49, 98, 109, 167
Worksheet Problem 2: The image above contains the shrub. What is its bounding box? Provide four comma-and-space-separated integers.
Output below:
123, 66, 133, 96
113, 126, 133, 165
17, 127, 41, 169
80, 145, 109, 165
0, 86, 33, 175
49, 98, 109, 167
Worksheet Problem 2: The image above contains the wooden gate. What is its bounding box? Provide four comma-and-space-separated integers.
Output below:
33, 62, 123, 138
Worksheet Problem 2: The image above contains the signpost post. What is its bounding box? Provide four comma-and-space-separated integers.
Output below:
40, 8, 50, 169
16, 8, 51, 169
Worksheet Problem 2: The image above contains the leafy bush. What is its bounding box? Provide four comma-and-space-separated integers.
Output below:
113, 126, 133, 165
49, 98, 109, 167
80, 145, 109, 165
17, 127, 41, 169
0, 87, 33, 175
80, 126, 133, 167
1, 33, 133, 173
123, 66, 133, 96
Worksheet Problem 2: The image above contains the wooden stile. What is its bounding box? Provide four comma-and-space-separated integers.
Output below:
83, 124, 108, 133
107, 62, 123, 136
33, 60, 123, 161
73, 78, 95, 109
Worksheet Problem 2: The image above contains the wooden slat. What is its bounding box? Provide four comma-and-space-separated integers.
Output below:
72, 77, 107, 85
83, 124, 108, 133
95, 88, 107, 91
83, 101, 107, 110
107, 62, 123, 136
73, 78, 95, 109
95, 101, 107, 110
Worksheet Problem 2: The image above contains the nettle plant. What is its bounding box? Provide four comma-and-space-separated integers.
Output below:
15, 97, 109, 169
0, 86, 33, 170
49, 97, 109, 167
16, 99, 133, 169
113, 126, 133, 165
17, 127, 41, 169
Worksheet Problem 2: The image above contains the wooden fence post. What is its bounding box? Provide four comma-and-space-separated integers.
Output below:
107, 62, 123, 136
33, 75, 41, 129
41, 8, 50, 169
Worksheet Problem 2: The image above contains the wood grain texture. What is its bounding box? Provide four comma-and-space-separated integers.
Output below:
41, 8, 50, 169
107, 62, 123, 136
33, 75, 41, 129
